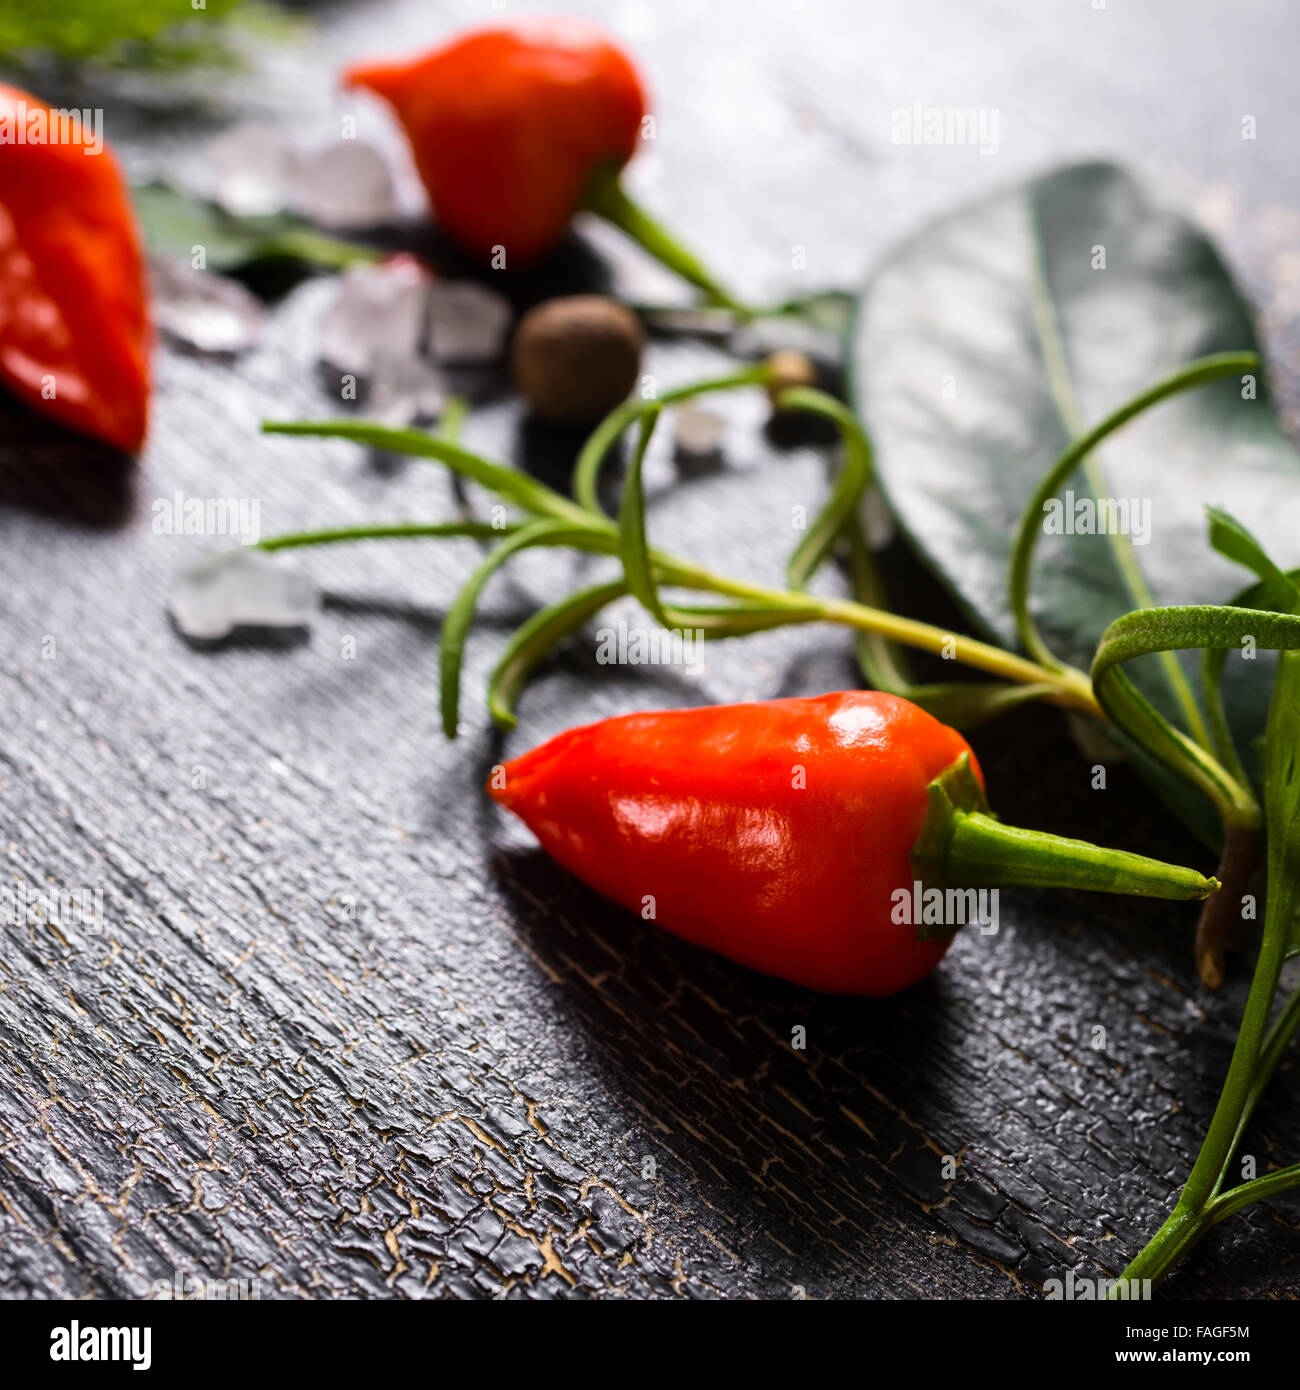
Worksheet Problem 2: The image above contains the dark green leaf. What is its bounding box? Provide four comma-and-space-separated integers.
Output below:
135, 183, 377, 273
851, 161, 1300, 826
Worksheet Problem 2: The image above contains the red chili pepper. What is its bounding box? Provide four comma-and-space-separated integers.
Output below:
490, 691, 1218, 996
0, 84, 150, 452
346, 20, 646, 268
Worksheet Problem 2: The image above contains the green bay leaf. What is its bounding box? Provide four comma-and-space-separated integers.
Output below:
851, 161, 1300, 840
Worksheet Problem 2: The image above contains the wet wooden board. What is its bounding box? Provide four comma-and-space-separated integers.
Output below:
2, 0, 1299, 1300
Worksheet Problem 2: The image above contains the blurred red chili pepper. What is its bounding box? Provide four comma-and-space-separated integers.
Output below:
346, 19, 645, 268
0, 83, 150, 452
491, 691, 1218, 996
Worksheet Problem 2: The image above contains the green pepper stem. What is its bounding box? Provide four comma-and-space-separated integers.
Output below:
583, 165, 750, 314
912, 755, 1219, 902
937, 812, 1219, 900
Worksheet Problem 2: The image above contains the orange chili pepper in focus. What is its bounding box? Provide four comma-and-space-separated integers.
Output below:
0, 84, 150, 452
491, 692, 1219, 997
346, 19, 646, 268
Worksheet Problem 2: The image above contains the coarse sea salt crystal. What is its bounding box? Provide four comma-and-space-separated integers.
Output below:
673, 404, 725, 457
289, 140, 400, 230
426, 280, 513, 365
150, 256, 264, 356
207, 123, 294, 217
319, 257, 431, 377
366, 350, 449, 428
170, 549, 319, 642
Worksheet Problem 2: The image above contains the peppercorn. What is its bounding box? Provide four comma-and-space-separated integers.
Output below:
511, 295, 644, 424
764, 349, 819, 410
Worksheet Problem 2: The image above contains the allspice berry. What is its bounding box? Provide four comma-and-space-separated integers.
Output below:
763, 349, 818, 409
512, 295, 643, 424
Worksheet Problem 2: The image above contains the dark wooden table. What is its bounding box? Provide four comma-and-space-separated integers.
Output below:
3, 0, 1299, 1300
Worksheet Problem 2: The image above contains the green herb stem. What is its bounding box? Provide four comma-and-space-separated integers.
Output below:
1113, 636, 1300, 1293
1027, 240, 1219, 751
262, 402, 1104, 720
572, 365, 772, 515
1205, 1162, 1300, 1224
258, 521, 511, 550
1214, 982, 1300, 1195
1113, 862, 1295, 1290
1009, 351, 1259, 742
252, 521, 1097, 718
583, 165, 750, 314
1091, 603, 1296, 829
654, 557, 1100, 714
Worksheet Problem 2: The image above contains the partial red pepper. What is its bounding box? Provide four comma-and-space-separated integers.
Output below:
490, 691, 1218, 996
345, 22, 742, 307
0, 84, 150, 452
346, 20, 645, 268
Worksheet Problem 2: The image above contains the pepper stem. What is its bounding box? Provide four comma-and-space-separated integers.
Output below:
583, 165, 750, 314
911, 756, 1219, 902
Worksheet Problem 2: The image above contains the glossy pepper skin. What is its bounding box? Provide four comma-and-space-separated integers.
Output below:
346, 20, 646, 267
490, 691, 981, 996
0, 84, 149, 452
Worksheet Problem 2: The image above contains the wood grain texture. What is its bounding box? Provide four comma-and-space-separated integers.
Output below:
2, 0, 1299, 1300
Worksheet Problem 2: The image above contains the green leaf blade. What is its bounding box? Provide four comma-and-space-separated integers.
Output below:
852, 160, 1300, 830
1206, 507, 1300, 611
780, 388, 872, 592
263, 419, 595, 525
134, 183, 376, 273
616, 403, 673, 627
438, 521, 615, 739
488, 581, 630, 730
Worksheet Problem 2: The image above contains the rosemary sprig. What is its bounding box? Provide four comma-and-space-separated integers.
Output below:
1099, 516, 1300, 1290
261, 382, 1099, 736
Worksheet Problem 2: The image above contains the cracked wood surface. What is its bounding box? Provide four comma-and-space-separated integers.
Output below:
2, 0, 1300, 1299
